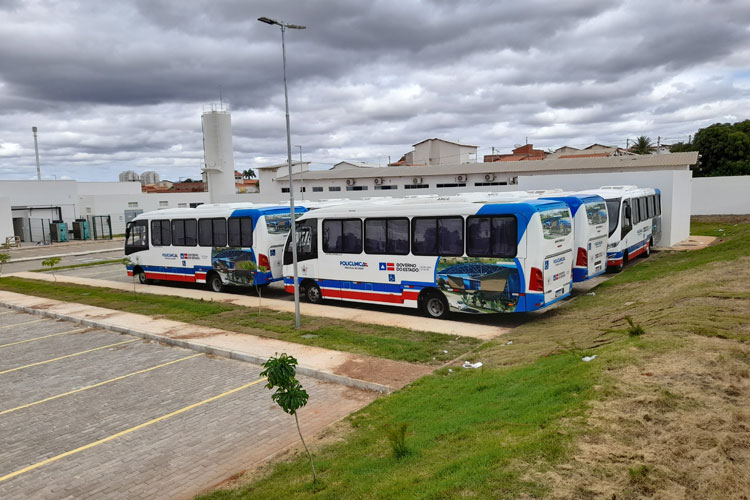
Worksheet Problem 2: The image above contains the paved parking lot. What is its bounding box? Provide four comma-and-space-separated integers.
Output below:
0, 307, 375, 499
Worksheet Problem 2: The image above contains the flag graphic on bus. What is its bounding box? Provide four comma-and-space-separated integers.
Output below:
379, 262, 395, 271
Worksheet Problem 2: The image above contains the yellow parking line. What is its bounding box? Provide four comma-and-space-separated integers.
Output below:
0, 327, 87, 349
0, 318, 45, 330
0, 376, 267, 483
0, 339, 138, 375
0, 353, 202, 416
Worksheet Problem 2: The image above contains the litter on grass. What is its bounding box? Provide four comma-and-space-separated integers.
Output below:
507, 340, 513, 345
582, 355, 597, 362
586, 292, 596, 296
463, 361, 483, 369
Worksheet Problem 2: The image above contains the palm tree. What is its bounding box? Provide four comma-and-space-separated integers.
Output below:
242, 169, 256, 179
631, 136, 654, 155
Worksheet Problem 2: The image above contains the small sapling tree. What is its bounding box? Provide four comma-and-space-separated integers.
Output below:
260, 353, 316, 483
0, 253, 9, 277
122, 257, 137, 297
236, 259, 268, 315
42, 257, 62, 283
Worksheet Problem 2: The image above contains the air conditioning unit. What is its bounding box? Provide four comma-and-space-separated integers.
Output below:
456, 174, 467, 183
484, 174, 496, 182
412, 177, 423, 184
346, 178, 356, 186
374, 178, 383, 185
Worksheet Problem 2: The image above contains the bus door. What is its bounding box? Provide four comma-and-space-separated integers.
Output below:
584, 201, 608, 277
651, 194, 662, 246
540, 208, 573, 303
283, 218, 318, 283
267, 243, 285, 278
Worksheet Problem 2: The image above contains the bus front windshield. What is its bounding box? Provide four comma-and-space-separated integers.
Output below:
605, 199, 620, 237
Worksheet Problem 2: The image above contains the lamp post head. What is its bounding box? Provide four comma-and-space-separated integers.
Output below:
257, 16, 278, 25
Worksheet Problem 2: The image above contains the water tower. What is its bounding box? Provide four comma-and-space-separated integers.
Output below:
201, 109, 236, 203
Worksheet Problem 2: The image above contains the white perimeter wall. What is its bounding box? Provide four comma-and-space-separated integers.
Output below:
691, 175, 750, 215
518, 170, 693, 247
0, 197, 13, 242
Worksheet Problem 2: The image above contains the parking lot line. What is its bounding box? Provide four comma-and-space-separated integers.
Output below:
0, 327, 87, 349
0, 318, 45, 330
0, 353, 203, 416
0, 376, 267, 484
0, 339, 138, 375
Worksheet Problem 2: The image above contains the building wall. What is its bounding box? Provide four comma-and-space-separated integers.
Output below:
691, 175, 750, 215
0, 197, 13, 243
518, 170, 692, 247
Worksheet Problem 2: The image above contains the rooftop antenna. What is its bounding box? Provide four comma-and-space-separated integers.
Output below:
32, 126, 41, 180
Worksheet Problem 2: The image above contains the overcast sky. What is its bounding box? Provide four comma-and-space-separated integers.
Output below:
0, 0, 748, 181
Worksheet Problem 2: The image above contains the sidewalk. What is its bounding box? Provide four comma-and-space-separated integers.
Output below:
6, 272, 508, 340
0, 289, 433, 393
5, 238, 124, 262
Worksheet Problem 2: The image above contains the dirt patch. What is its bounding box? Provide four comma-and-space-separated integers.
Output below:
529, 332, 750, 499
334, 357, 433, 390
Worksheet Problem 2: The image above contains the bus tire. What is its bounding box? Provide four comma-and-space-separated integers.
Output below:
303, 281, 323, 304
421, 291, 449, 319
135, 267, 152, 285
208, 273, 224, 293
609, 257, 624, 273
642, 239, 652, 258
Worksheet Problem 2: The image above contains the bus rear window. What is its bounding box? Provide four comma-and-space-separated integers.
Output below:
266, 213, 301, 235
605, 199, 620, 237
585, 202, 607, 226
540, 208, 572, 239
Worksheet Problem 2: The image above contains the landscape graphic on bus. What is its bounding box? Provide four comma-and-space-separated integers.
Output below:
436, 257, 521, 313
211, 248, 261, 286
540, 208, 573, 239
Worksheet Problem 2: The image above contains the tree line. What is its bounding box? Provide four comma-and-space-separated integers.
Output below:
669, 119, 750, 177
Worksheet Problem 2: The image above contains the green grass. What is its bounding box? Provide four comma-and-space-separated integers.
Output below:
31, 258, 125, 272
598, 217, 750, 288
0, 277, 479, 364
198, 353, 598, 500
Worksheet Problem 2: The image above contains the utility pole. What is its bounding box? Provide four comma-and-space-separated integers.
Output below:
626, 138, 629, 149
32, 126, 41, 180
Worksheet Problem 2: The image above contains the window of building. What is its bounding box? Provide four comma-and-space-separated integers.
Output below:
150, 220, 171, 246
281, 187, 290, 193
412, 217, 464, 256
328, 186, 341, 192
227, 217, 253, 248
299, 187, 306, 193
374, 185, 397, 190
312, 186, 324, 192
128, 202, 138, 208
85, 207, 92, 214
404, 184, 429, 189
345, 185, 368, 191
178, 203, 187, 208
199, 218, 227, 247
466, 216, 516, 257
159, 201, 168, 207
364, 218, 409, 255
322, 219, 362, 254
436, 183, 466, 188
171, 219, 197, 246
473, 181, 508, 187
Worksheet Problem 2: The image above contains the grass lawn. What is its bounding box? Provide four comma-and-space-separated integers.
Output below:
0, 277, 480, 364
29, 258, 125, 272
197, 215, 750, 499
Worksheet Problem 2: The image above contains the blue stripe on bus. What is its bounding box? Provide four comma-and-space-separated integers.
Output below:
572, 268, 588, 282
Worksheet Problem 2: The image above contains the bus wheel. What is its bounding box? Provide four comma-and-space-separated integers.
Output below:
609, 258, 624, 273
642, 239, 652, 258
135, 268, 152, 285
422, 291, 449, 319
208, 273, 224, 293
304, 281, 323, 304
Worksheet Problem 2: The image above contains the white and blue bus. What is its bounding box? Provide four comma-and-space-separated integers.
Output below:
579, 186, 662, 272
282, 197, 574, 318
538, 193, 609, 282
125, 203, 306, 291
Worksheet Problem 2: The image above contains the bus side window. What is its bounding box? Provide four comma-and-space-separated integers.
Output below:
184, 219, 198, 246
621, 200, 632, 237
151, 220, 171, 246
412, 217, 463, 256
639, 197, 647, 220
631, 198, 639, 224
647, 196, 655, 218
656, 194, 661, 215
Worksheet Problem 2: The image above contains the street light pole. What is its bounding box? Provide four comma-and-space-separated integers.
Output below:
296, 145, 305, 200
258, 16, 306, 329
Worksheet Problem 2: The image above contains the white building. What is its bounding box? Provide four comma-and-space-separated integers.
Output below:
118, 170, 140, 182
140, 170, 160, 186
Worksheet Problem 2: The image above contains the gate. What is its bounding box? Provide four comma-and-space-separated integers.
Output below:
89, 215, 113, 240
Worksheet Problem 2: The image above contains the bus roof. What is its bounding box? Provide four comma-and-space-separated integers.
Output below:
131, 204, 306, 222
539, 193, 605, 216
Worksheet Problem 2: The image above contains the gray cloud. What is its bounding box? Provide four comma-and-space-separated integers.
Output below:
0, 0, 748, 182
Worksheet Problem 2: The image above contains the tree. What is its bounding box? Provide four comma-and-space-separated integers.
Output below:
42, 257, 62, 283
631, 136, 654, 155
0, 253, 9, 276
669, 142, 696, 153
260, 353, 316, 483
693, 121, 750, 176
242, 169, 256, 179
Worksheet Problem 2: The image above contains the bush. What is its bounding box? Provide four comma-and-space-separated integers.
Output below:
384, 422, 410, 459
625, 316, 646, 337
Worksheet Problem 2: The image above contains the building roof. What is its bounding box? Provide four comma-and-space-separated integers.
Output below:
255, 161, 310, 170
412, 138, 477, 148
274, 152, 698, 182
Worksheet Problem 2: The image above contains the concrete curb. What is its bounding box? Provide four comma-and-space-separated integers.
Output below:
9, 247, 123, 263
0, 300, 395, 394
